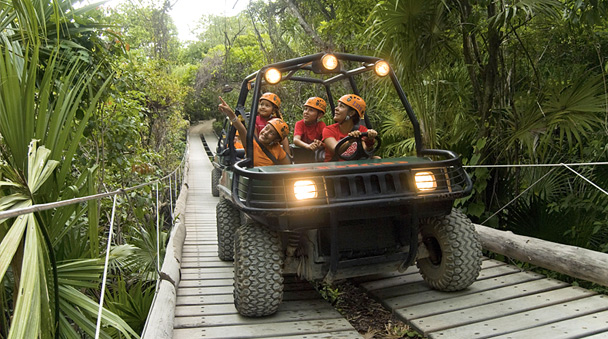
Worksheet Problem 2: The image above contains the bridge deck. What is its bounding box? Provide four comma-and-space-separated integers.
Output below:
355, 259, 608, 338
172, 123, 361, 338
174, 123, 608, 339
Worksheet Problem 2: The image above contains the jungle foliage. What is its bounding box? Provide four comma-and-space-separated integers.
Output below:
0, 0, 607, 337
184, 0, 608, 254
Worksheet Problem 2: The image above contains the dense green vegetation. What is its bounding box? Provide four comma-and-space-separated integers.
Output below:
0, 0, 607, 336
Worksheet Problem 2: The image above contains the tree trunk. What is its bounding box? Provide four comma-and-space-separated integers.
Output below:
286, 0, 329, 50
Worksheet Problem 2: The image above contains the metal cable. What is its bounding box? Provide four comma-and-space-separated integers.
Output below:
94, 195, 118, 339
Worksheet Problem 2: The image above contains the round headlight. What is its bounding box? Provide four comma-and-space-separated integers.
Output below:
374, 60, 390, 77
321, 54, 338, 71
294, 180, 317, 200
264, 68, 282, 84
415, 171, 437, 191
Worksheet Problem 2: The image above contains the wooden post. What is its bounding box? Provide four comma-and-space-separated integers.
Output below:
475, 224, 608, 287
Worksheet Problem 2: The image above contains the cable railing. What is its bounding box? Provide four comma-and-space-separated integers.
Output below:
462, 161, 608, 225
0, 136, 190, 339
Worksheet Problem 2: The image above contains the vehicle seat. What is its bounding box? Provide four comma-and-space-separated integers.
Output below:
291, 146, 316, 164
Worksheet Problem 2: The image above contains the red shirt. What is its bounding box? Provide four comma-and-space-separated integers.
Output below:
255, 115, 270, 135
322, 123, 368, 162
294, 120, 326, 144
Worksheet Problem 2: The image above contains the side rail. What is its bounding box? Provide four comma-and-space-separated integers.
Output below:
0, 141, 190, 339
475, 224, 608, 287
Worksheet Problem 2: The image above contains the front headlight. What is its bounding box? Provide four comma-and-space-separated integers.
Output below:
374, 60, 390, 77
294, 180, 317, 200
415, 171, 437, 191
264, 68, 282, 84
321, 54, 338, 71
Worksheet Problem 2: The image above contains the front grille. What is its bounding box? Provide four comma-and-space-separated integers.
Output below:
324, 171, 409, 201
237, 163, 470, 210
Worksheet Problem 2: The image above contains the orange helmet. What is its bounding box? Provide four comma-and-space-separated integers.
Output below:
338, 94, 366, 118
267, 118, 289, 140
260, 92, 281, 109
304, 97, 326, 115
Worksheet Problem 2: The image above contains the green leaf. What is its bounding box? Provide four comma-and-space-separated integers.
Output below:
27, 140, 59, 194
59, 286, 139, 338
0, 212, 29, 284
7, 214, 47, 339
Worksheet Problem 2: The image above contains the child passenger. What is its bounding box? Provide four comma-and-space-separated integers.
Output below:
293, 97, 327, 151
322, 94, 378, 162
255, 92, 292, 158
219, 96, 290, 167
255, 92, 283, 134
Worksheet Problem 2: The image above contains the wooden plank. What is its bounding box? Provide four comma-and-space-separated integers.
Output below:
181, 256, 229, 263
427, 295, 608, 338
178, 278, 233, 288
366, 264, 525, 301
357, 271, 423, 291
177, 286, 233, 296
475, 264, 522, 280
173, 319, 357, 338
489, 309, 608, 339
379, 271, 545, 309
180, 262, 234, 269
266, 331, 362, 338
396, 277, 569, 320
177, 294, 234, 305
581, 331, 608, 339
176, 289, 322, 307
181, 271, 234, 280
408, 285, 594, 333
174, 299, 332, 317
181, 267, 233, 275
180, 252, 220, 258
175, 303, 237, 317
174, 308, 344, 328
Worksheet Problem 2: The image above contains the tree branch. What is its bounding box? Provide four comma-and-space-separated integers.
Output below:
286, 0, 328, 50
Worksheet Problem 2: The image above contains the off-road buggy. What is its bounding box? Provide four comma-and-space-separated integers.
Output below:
213, 52, 482, 317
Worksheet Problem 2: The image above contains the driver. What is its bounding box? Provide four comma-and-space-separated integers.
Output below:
322, 94, 378, 162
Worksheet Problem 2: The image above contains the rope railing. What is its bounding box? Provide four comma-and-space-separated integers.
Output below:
0, 162, 186, 221
0, 142, 189, 339
463, 161, 608, 225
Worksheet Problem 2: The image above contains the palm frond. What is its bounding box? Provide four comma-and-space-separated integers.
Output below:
58, 285, 139, 339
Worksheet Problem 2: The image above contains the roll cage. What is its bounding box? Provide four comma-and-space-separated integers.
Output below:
224, 52, 431, 167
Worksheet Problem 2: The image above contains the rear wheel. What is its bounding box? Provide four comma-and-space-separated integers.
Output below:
233, 220, 284, 317
216, 197, 239, 261
417, 210, 482, 291
211, 168, 221, 197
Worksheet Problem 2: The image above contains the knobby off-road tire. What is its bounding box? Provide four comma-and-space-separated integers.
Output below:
211, 168, 221, 197
216, 197, 239, 261
417, 210, 482, 291
233, 220, 284, 317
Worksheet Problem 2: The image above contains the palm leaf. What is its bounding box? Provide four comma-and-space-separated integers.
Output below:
59, 286, 139, 339
27, 141, 59, 194
7, 214, 52, 339
57, 259, 103, 289
0, 208, 29, 283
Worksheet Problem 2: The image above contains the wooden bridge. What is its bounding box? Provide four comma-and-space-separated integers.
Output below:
144, 122, 608, 339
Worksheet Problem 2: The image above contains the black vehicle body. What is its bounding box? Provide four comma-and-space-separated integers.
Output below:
213, 52, 481, 317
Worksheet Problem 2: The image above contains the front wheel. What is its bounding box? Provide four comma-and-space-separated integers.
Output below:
233, 220, 284, 317
417, 210, 482, 291
216, 197, 239, 261
211, 168, 221, 197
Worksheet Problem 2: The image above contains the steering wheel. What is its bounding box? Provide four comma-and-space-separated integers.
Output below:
333, 132, 381, 161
